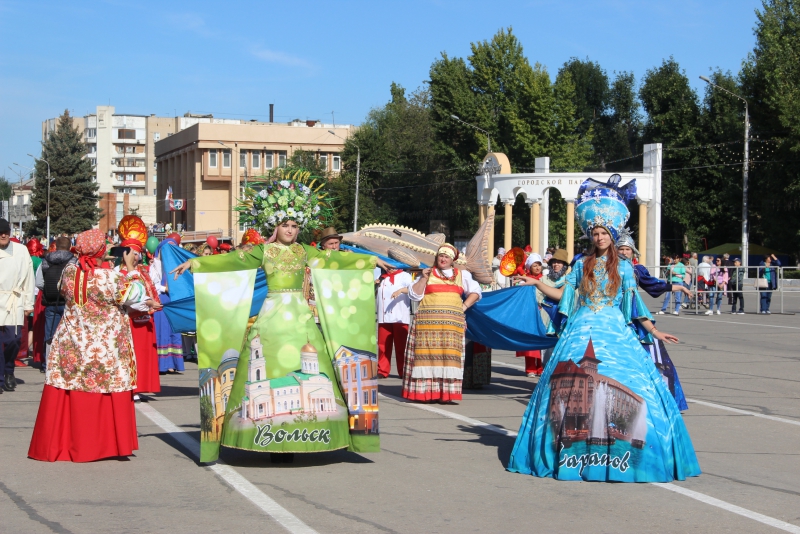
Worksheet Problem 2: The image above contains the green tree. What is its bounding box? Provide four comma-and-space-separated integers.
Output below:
741, 0, 800, 257
200, 395, 214, 438
605, 72, 643, 168
26, 110, 100, 236
0, 177, 11, 219
639, 58, 706, 252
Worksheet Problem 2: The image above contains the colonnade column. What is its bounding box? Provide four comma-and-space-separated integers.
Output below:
638, 201, 648, 266
487, 203, 495, 259
503, 201, 513, 251
478, 204, 486, 226
529, 200, 540, 254
565, 199, 575, 262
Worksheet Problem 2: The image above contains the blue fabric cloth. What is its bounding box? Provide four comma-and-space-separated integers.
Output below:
507, 257, 701, 482
159, 245, 267, 333
465, 286, 557, 351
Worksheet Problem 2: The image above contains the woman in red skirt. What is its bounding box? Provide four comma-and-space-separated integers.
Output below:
28, 229, 160, 462
515, 253, 545, 377
117, 238, 161, 400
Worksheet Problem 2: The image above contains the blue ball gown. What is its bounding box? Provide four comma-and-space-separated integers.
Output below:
507, 256, 701, 482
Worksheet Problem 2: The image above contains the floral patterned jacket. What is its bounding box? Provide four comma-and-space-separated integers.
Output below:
46, 264, 147, 393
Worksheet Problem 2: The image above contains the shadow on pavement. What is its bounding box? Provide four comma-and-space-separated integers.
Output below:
221, 447, 375, 468
436, 424, 516, 468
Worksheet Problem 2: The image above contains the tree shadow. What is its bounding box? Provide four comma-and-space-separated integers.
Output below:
221, 446, 375, 468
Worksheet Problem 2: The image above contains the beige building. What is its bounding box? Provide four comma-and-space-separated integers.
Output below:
154, 120, 351, 242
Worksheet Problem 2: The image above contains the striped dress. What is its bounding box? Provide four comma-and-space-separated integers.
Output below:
402, 269, 468, 403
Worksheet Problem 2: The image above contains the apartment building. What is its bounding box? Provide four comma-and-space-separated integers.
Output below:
42, 106, 253, 232
154, 119, 351, 243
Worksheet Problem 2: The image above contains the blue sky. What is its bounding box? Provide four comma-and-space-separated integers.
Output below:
0, 0, 762, 180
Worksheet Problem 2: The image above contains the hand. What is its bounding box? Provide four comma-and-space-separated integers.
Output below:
171, 260, 192, 279
145, 299, 163, 310
391, 289, 404, 299
24, 309, 33, 315
421, 268, 431, 279
654, 330, 679, 344
375, 259, 390, 271
462, 303, 469, 313
512, 275, 538, 286
681, 286, 692, 298
122, 249, 137, 272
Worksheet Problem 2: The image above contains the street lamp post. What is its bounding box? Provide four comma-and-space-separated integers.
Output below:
450, 114, 491, 154
218, 141, 239, 239
328, 130, 360, 232
27, 154, 52, 243
699, 76, 750, 270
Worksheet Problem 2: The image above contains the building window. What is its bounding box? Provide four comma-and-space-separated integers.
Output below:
361, 364, 367, 378
115, 201, 124, 221
264, 153, 273, 169
372, 389, 377, 405
89, 158, 96, 167
240, 151, 246, 168
363, 391, 369, 406
332, 155, 341, 171
209, 150, 217, 168
85, 128, 96, 138
251, 152, 259, 168
153, 132, 160, 141
344, 367, 349, 381
118, 129, 135, 140
88, 144, 96, 154
256, 369, 260, 381
153, 189, 157, 195
153, 161, 157, 169
222, 374, 226, 384
259, 404, 264, 415
319, 154, 327, 170
278, 151, 287, 168
222, 150, 231, 168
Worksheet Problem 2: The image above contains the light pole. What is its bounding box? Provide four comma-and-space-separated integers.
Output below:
328, 130, 360, 232
699, 76, 749, 270
27, 154, 52, 243
218, 141, 239, 239
450, 114, 491, 154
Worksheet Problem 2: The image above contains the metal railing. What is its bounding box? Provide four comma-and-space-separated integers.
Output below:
642, 264, 799, 315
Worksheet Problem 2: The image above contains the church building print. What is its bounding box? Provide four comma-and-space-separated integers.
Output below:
240, 336, 337, 421
548, 339, 647, 448
334, 346, 379, 434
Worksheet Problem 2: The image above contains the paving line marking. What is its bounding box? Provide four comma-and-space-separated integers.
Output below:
136, 403, 318, 534
686, 399, 800, 427
379, 392, 800, 533
667, 316, 800, 330
493, 362, 800, 428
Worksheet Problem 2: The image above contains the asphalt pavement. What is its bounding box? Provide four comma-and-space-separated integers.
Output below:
2, 292, 800, 533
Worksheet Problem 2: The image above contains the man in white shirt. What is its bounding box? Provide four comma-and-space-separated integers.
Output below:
375, 267, 413, 378
0, 218, 35, 393
492, 247, 508, 289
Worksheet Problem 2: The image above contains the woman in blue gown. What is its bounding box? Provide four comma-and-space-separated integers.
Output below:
507, 183, 701, 482
616, 229, 690, 411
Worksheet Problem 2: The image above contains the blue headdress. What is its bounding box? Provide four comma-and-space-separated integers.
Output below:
575, 175, 632, 241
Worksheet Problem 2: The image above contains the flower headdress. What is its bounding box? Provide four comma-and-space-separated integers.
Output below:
235, 169, 334, 234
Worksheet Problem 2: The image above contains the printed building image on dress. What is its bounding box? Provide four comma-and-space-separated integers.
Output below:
240, 336, 337, 421
199, 348, 239, 440
548, 339, 648, 448
334, 346, 379, 434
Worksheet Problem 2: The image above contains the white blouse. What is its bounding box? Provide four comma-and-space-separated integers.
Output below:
408, 269, 482, 302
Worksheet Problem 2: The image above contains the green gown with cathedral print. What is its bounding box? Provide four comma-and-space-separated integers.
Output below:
191, 242, 380, 463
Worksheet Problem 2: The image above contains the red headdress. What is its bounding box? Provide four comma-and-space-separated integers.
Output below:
74, 229, 108, 306
26, 238, 44, 257
241, 228, 265, 246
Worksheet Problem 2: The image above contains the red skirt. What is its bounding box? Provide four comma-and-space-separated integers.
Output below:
130, 317, 160, 394
28, 385, 138, 462
32, 292, 46, 364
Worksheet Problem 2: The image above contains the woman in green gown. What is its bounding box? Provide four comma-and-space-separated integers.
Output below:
173, 176, 388, 463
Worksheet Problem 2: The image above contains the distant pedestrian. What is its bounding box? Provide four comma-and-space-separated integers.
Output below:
696, 256, 712, 308
0, 218, 35, 394
729, 257, 745, 314
758, 254, 781, 314
35, 237, 76, 372
375, 266, 412, 379
657, 255, 685, 315
705, 257, 728, 315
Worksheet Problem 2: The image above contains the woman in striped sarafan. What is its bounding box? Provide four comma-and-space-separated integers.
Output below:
401, 244, 482, 404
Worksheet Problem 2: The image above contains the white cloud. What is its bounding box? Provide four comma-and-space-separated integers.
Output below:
251, 47, 314, 71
